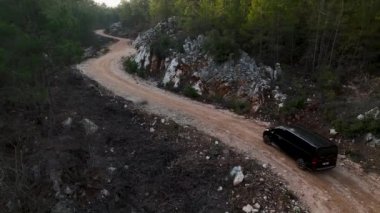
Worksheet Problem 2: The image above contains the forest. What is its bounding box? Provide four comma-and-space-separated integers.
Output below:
2, 0, 379, 107
119, 0, 380, 77
0, 0, 116, 106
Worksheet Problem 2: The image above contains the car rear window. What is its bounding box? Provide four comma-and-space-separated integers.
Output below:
317, 146, 338, 156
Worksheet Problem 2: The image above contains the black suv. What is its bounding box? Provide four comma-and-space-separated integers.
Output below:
263, 125, 338, 170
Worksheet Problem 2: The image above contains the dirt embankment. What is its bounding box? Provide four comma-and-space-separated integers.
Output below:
75, 30, 380, 213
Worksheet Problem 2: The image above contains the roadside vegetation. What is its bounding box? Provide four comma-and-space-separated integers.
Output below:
123, 57, 147, 78
183, 85, 201, 99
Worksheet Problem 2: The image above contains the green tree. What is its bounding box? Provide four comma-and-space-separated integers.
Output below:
119, 0, 150, 30
117, 0, 380, 76
149, 0, 175, 23
0, 0, 116, 105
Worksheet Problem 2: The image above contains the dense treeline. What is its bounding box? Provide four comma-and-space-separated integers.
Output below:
0, 0, 116, 105
118, 0, 380, 76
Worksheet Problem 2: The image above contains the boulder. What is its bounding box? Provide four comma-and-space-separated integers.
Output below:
81, 118, 99, 135
242, 204, 254, 213
101, 189, 110, 197
330, 129, 338, 136
254, 203, 261, 210
357, 114, 365, 120
233, 171, 244, 186
62, 117, 73, 128
230, 166, 245, 186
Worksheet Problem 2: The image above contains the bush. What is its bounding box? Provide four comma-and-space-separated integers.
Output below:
333, 118, 380, 137
280, 96, 306, 116
123, 58, 139, 74
183, 85, 200, 99
226, 98, 252, 115
209, 94, 224, 103
123, 58, 147, 78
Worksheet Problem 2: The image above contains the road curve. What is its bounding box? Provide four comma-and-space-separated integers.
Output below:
77, 30, 380, 213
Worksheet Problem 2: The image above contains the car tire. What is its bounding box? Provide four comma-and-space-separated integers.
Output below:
263, 135, 271, 145
297, 158, 306, 170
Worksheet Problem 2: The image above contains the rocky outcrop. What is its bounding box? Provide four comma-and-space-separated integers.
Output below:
131, 18, 284, 112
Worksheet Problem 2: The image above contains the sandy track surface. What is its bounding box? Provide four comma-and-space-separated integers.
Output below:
77, 30, 380, 213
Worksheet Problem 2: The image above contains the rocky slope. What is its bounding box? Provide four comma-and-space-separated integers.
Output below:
131, 18, 286, 113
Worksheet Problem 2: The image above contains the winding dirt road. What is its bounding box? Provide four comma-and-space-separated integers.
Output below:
77, 30, 380, 213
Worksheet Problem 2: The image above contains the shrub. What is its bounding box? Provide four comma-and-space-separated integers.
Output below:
333, 118, 380, 137
209, 94, 224, 103
183, 85, 200, 99
123, 58, 147, 78
226, 98, 252, 115
123, 58, 139, 74
280, 96, 306, 116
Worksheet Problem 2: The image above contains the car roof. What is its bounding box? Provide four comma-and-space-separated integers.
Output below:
275, 125, 335, 148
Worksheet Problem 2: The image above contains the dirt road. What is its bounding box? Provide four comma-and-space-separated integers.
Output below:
77, 30, 380, 213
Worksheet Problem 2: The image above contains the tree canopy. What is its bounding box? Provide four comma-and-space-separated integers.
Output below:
118, 0, 380, 75
0, 0, 116, 105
